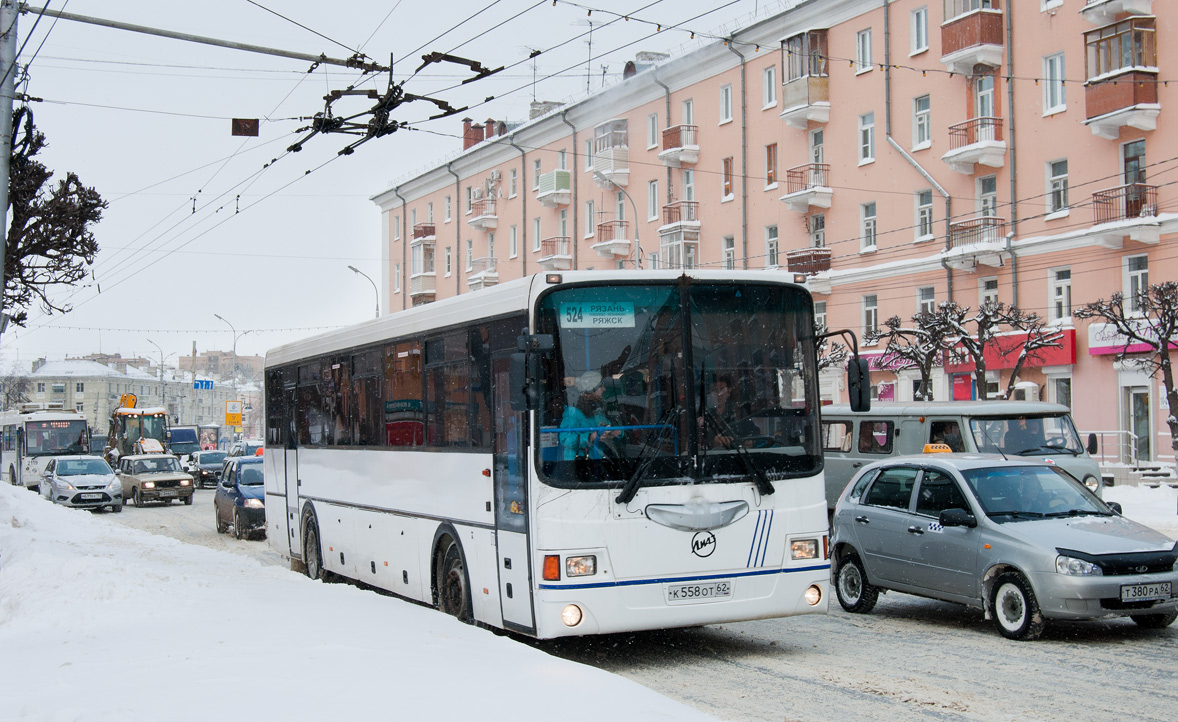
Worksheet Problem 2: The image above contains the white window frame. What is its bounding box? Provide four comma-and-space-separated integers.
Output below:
647, 113, 659, 149
444, 196, 452, 222
916, 190, 935, 241
1043, 52, 1066, 115
766, 225, 779, 268
721, 157, 734, 200
533, 218, 542, 252
814, 301, 827, 330
719, 84, 733, 124
858, 112, 875, 164
1047, 159, 1069, 217
509, 225, 518, 259
647, 180, 659, 221
910, 7, 928, 55
558, 149, 567, 170
762, 65, 777, 109
979, 276, 999, 306
532, 159, 542, 190
393, 215, 401, 240
918, 286, 935, 315
465, 240, 473, 271
444, 247, 452, 277
978, 175, 998, 217
860, 202, 877, 252
765, 143, 777, 188
1123, 254, 1149, 313
682, 169, 695, 201
723, 236, 735, 270
856, 29, 873, 73
394, 263, 401, 293
410, 208, 417, 227
584, 140, 593, 170
465, 186, 473, 214
1049, 266, 1072, 323
863, 295, 879, 338
913, 95, 931, 150
509, 169, 517, 198
809, 214, 826, 248
584, 200, 595, 237
426, 203, 433, 223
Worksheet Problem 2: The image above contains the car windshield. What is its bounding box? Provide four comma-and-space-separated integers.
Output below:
961, 465, 1110, 521
133, 457, 181, 474
535, 280, 820, 488
968, 414, 1084, 456
198, 452, 226, 464
238, 464, 264, 485
57, 459, 113, 476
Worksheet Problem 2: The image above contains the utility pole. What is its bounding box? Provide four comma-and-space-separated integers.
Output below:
0, 2, 19, 345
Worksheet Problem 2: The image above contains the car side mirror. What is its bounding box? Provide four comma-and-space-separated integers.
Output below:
1106, 501, 1123, 515
939, 508, 977, 528
1086, 433, 1098, 456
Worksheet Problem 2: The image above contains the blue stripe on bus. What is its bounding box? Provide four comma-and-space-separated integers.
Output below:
759, 510, 774, 567
537, 564, 831, 591
745, 510, 764, 568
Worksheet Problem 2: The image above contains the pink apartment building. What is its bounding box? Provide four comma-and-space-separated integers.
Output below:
373, 0, 1175, 465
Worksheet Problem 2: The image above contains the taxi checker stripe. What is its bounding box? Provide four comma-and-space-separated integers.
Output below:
537, 564, 832, 590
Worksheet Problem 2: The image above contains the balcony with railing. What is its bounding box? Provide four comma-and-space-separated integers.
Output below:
780, 163, 832, 213
941, 117, 1006, 174
537, 236, 573, 271
657, 201, 701, 265
536, 169, 571, 208
781, 29, 830, 128
658, 125, 699, 167
1081, 0, 1153, 26
592, 119, 629, 187
785, 247, 831, 276
468, 197, 497, 230
466, 257, 498, 291
592, 219, 632, 258
1082, 17, 1159, 139
410, 273, 436, 300
412, 222, 436, 241
1086, 183, 1161, 247
943, 215, 1006, 270
940, 0, 1004, 75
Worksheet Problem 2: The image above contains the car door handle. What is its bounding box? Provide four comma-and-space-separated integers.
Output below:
854, 515, 870, 524
907, 525, 924, 535
852, 462, 863, 468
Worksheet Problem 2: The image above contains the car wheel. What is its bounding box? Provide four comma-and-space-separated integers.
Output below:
215, 506, 228, 533
133, 488, 144, 508
1130, 610, 1178, 629
834, 552, 879, 614
233, 510, 245, 540
990, 572, 1045, 640
436, 537, 473, 623
184, 495, 193, 506
111, 502, 123, 513
303, 518, 328, 581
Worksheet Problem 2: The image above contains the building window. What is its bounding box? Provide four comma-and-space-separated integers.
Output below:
861, 202, 877, 251
509, 169, 517, 197
444, 196, 452, 222
1085, 17, 1156, 80
510, 225, 518, 258
533, 218, 542, 252
911, 6, 928, 54
558, 149, 567, 170
916, 190, 934, 240
75, 383, 84, 393
445, 247, 452, 276
682, 98, 694, 124
558, 209, 567, 243
649, 252, 660, 269
719, 84, 733, 123
765, 143, 777, 187
616, 191, 626, 221
393, 216, 400, 240
584, 140, 593, 170
76, 403, 84, 413
814, 301, 827, 329
1125, 255, 1148, 312
647, 180, 659, 220
532, 159, 541, 190
863, 295, 879, 336
1048, 159, 1068, 214
918, 286, 935, 315
859, 112, 875, 163
426, 202, 433, 223
465, 240, 473, 271
762, 65, 777, 108
1043, 52, 1065, 114
681, 169, 695, 201
487, 232, 495, 261
585, 200, 595, 237
980, 276, 998, 306
465, 186, 473, 213
394, 263, 401, 293
913, 95, 931, 148
978, 175, 998, 217
722, 157, 734, 199
647, 113, 658, 148
809, 213, 826, 248
1050, 267, 1072, 322
1051, 376, 1071, 409
723, 236, 735, 270
856, 29, 872, 73
766, 225, 779, 267
410, 208, 417, 228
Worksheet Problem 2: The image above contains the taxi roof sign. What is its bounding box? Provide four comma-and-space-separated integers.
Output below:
923, 443, 954, 454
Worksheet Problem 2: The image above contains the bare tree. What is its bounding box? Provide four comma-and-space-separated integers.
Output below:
928, 301, 1010, 400
0, 363, 31, 410
998, 308, 1064, 400
815, 322, 849, 373
867, 311, 951, 400
3, 108, 106, 327
1075, 281, 1178, 457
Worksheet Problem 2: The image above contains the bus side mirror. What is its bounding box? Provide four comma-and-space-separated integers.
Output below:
847, 357, 871, 413
1086, 433, 1098, 456
509, 353, 532, 412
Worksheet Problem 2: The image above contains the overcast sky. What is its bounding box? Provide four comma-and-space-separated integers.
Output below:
0, 0, 783, 371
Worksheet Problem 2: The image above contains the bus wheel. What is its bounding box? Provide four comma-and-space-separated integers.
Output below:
303, 518, 328, 581
436, 538, 472, 623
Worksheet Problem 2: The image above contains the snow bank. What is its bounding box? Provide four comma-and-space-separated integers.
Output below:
1105, 483, 1178, 540
0, 484, 719, 722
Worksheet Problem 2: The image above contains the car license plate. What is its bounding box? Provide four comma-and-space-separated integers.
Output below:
1121, 582, 1171, 602
158, 489, 177, 498
79, 493, 102, 500
665, 580, 732, 604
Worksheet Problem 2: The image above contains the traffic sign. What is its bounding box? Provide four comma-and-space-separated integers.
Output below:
193, 379, 214, 390
225, 400, 243, 427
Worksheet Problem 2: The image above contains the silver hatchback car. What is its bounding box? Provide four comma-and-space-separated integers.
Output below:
831, 453, 1178, 640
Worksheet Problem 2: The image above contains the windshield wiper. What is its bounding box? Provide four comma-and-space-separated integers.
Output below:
1044, 508, 1107, 518
615, 407, 682, 505
988, 510, 1045, 519
1041, 444, 1080, 455
702, 408, 774, 496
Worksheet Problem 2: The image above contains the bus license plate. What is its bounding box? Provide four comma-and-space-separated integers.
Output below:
158, 489, 177, 498
1121, 582, 1171, 602
79, 493, 102, 500
665, 580, 732, 604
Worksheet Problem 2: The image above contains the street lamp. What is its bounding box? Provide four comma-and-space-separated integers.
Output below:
213, 314, 251, 400
145, 338, 175, 409
593, 170, 642, 269
348, 265, 380, 319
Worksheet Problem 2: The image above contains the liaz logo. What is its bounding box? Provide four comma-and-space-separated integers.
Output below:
691, 531, 716, 558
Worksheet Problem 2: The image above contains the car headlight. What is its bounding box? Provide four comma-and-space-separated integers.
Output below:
242, 498, 264, 509
1083, 476, 1099, 492
180, 479, 191, 486
1056, 555, 1102, 576
106, 478, 121, 491
565, 555, 596, 577
142, 481, 155, 489
791, 539, 819, 560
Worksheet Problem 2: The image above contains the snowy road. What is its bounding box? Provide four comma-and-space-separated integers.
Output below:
105, 490, 1178, 722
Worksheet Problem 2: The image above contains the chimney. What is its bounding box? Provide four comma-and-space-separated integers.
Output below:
462, 118, 483, 150
32, 358, 46, 373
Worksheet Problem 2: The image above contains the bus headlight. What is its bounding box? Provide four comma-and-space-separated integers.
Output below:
804, 585, 822, 606
791, 539, 819, 560
565, 555, 596, 577
561, 604, 583, 627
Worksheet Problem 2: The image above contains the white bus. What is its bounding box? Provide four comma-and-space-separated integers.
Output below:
263, 270, 869, 638
1, 405, 92, 489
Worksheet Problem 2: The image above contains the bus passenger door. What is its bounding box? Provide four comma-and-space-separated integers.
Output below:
492, 355, 535, 632
283, 386, 301, 558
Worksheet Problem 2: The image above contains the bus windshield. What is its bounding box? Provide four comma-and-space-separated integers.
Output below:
536, 281, 820, 487
25, 420, 89, 457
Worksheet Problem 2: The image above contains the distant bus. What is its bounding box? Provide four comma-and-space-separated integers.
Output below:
264, 270, 869, 639
0, 406, 91, 489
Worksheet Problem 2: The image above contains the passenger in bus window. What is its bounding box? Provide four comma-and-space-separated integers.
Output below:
559, 371, 619, 460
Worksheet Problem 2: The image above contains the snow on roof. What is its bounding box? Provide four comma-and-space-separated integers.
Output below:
29, 359, 128, 378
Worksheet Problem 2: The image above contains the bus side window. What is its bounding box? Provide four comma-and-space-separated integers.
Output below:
858, 421, 894, 454
929, 421, 964, 452
821, 421, 853, 453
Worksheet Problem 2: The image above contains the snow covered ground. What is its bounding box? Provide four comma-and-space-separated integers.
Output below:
2, 482, 1175, 722
0, 484, 719, 722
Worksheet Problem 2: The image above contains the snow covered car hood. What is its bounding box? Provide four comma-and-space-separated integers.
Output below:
998, 513, 1177, 555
